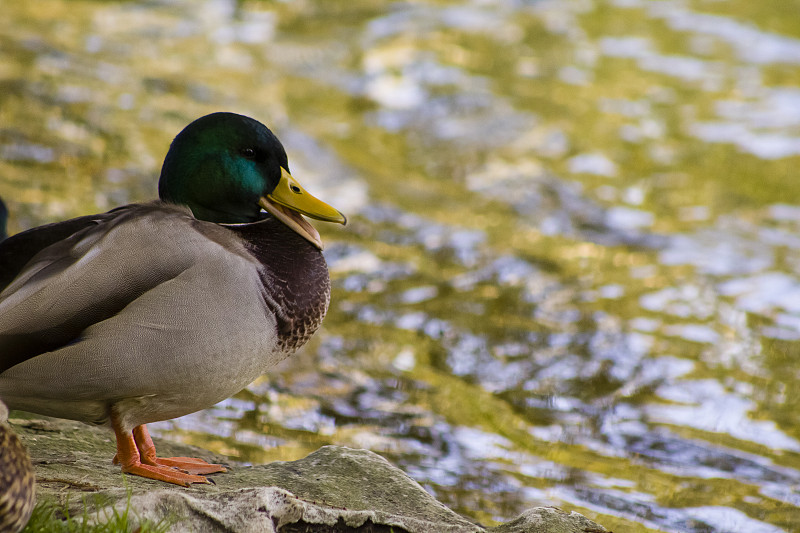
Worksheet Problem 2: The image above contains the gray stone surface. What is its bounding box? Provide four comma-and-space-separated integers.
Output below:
490, 508, 609, 533
11, 417, 609, 532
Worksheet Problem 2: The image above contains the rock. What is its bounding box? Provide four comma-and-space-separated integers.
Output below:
11, 417, 609, 533
490, 508, 610, 533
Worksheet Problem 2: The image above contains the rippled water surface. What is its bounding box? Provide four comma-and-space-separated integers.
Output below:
4, 1, 800, 531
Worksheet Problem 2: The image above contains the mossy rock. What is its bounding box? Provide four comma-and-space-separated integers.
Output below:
10, 417, 609, 533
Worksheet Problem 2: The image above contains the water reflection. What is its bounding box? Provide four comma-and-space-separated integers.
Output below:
3, 0, 800, 531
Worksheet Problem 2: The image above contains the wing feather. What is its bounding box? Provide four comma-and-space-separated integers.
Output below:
0, 203, 201, 372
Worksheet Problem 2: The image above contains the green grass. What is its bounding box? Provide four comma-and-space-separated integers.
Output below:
21, 489, 176, 533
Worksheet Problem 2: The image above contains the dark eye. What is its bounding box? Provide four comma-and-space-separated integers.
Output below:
241, 147, 257, 159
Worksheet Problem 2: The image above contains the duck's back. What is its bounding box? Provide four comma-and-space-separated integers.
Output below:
0, 212, 111, 292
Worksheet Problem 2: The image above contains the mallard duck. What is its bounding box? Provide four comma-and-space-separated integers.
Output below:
0, 112, 346, 486
0, 400, 35, 533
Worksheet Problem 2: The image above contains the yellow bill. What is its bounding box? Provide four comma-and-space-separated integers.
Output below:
259, 167, 347, 249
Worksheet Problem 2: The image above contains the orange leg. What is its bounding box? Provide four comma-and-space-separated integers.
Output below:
111, 416, 214, 486
133, 424, 226, 475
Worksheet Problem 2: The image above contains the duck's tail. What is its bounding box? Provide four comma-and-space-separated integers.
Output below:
0, 197, 7, 241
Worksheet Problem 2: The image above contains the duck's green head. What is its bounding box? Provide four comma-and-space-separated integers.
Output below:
158, 112, 346, 249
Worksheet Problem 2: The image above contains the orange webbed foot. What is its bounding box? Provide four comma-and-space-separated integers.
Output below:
132, 425, 227, 475
112, 418, 225, 486
121, 462, 211, 487
148, 456, 227, 475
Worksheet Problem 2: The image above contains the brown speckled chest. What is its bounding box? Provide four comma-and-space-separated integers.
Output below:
229, 216, 331, 354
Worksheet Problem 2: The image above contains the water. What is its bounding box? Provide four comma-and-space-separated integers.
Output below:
2, 0, 800, 531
